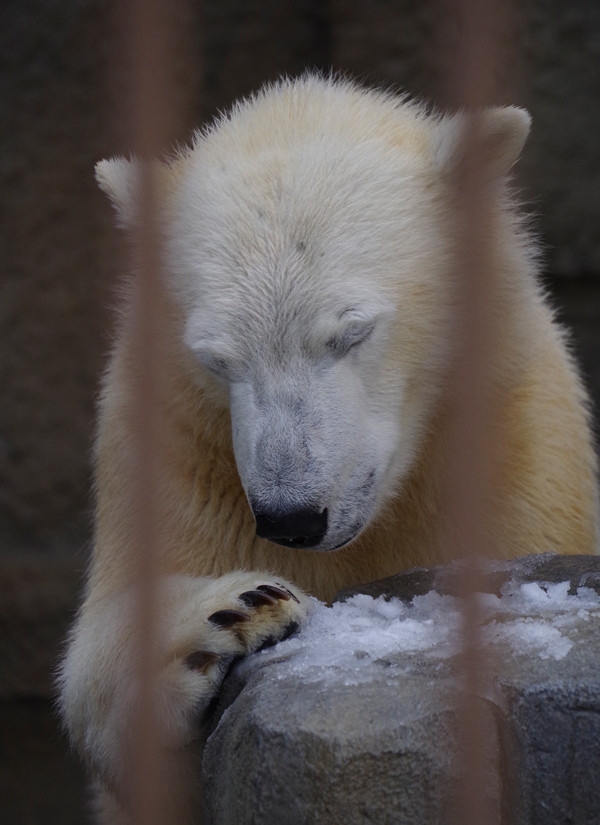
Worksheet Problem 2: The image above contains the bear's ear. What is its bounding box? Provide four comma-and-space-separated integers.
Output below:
434, 106, 531, 179
95, 157, 140, 227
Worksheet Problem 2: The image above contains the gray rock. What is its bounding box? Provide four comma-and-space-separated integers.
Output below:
202, 554, 600, 825
202, 659, 464, 825
335, 552, 600, 603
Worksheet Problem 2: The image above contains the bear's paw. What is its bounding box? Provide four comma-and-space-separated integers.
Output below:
181, 580, 306, 681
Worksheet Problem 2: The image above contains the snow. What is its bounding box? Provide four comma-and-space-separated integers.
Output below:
256, 575, 600, 685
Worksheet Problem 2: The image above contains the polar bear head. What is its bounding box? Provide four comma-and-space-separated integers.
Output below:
96, 76, 530, 552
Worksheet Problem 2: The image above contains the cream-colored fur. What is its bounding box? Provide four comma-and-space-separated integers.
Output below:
60, 76, 598, 824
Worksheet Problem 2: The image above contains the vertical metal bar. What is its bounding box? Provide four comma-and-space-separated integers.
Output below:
438, 1, 514, 824
119, 2, 178, 823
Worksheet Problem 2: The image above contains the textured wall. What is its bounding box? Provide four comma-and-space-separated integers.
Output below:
1, 0, 599, 555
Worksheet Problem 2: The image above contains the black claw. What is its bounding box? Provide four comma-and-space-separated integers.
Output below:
256, 584, 293, 602
184, 650, 221, 672
239, 589, 278, 607
208, 609, 251, 627
274, 583, 300, 603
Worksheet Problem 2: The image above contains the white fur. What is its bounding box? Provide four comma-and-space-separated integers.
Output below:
60, 75, 597, 824
165, 86, 531, 550
59, 572, 308, 821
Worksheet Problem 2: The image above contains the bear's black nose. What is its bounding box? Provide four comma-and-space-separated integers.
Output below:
253, 506, 328, 548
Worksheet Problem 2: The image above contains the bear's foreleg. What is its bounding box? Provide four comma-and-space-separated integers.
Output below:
59, 571, 308, 824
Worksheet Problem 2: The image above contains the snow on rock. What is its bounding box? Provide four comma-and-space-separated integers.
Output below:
257, 578, 600, 684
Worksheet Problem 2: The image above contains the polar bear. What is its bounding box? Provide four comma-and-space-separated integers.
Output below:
60, 76, 598, 823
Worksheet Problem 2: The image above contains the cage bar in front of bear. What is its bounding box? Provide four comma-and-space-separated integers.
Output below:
437, 0, 513, 822
118, 0, 179, 822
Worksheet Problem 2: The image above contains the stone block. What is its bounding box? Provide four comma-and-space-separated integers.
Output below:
202, 554, 600, 825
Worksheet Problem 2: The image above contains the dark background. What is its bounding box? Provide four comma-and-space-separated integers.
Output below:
1, 1, 599, 822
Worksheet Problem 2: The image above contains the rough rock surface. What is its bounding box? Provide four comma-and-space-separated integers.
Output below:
335, 552, 600, 602
202, 554, 600, 825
